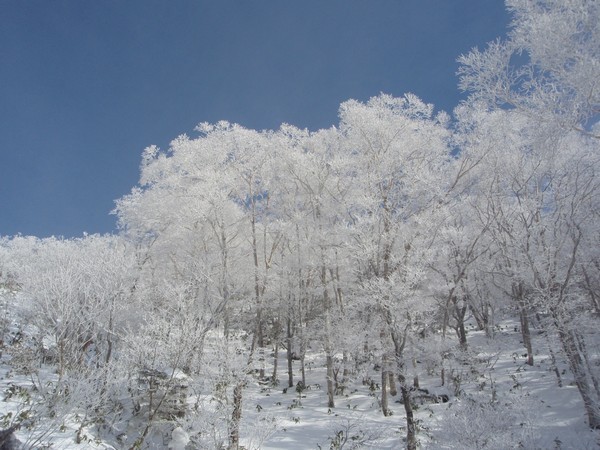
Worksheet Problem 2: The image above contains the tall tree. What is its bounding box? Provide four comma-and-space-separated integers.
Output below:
340, 94, 451, 448
281, 126, 352, 409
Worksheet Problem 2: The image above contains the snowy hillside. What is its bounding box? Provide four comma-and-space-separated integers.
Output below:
1, 1, 599, 449
0, 282, 598, 449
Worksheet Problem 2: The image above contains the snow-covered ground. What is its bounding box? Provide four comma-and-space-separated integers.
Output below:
0, 285, 598, 449
235, 324, 600, 449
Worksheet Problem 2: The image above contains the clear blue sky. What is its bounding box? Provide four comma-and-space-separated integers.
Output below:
0, 0, 509, 238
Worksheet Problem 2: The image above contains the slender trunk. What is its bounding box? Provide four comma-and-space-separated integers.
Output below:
400, 380, 417, 450
563, 330, 600, 429
58, 337, 65, 382
228, 383, 244, 450
220, 227, 230, 339
582, 266, 600, 315
471, 304, 486, 332
223, 307, 230, 340
548, 344, 563, 387
412, 357, 419, 389
381, 353, 391, 416
251, 202, 265, 381
295, 224, 306, 388
442, 286, 458, 340
390, 326, 416, 450
300, 354, 306, 388
321, 243, 335, 408
329, 261, 344, 313
287, 317, 294, 388
458, 322, 467, 349
519, 307, 534, 366
105, 335, 113, 367
395, 355, 417, 450
389, 372, 398, 396
324, 293, 335, 408
513, 282, 534, 365
484, 303, 493, 338
552, 309, 600, 429
271, 343, 279, 384
342, 350, 349, 391
326, 352, 335, 408
575, 333, 600, 399
454, 299, 468, 350
471, 301, 493, 338
105, 300, 115, 365
299, 320, 307, 388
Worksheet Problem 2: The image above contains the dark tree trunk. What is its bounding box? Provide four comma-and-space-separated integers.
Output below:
552, 308, 600, 429
400, 378, 417, 450
321, 252, 335, 409
390, 326, 417, 450
454, 298, 468, 350
326, 352, 335, 408
514, 282, 534, 365
389, 371, 398, 396
300, 355, 306, 389
287, 317, 294, 388
411, 357, 420, 389
271, 343, 279, 384
548, 344, 563, 387
228, 383, 244, 450
519, 306, 534, 366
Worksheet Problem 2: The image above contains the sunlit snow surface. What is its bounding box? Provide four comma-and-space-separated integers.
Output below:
241, 330, 599, 449
0, 287, 598, 449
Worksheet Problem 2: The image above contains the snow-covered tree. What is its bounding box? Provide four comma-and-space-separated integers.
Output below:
339, 93, 451, 448
458, 0, 600, 137
457, 0, 600, 427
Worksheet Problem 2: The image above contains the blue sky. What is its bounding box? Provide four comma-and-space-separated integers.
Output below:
0, 0, 509, 238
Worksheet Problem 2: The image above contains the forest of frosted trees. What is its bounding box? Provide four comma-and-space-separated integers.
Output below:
0, 1, 599, 449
